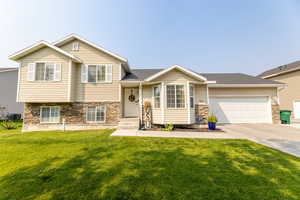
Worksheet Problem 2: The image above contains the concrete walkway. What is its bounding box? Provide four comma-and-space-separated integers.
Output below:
112, 129, 240, 139
222, 124, 300, 157
112, 124, 300, 157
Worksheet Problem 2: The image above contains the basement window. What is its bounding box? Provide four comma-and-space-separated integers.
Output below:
40, 106, 60, 123
86, 106, 105, 122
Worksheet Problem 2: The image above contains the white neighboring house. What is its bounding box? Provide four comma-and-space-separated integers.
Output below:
0, 67, 23, 119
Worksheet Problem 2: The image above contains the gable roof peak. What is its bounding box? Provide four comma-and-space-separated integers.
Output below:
52, 33, 128, 64
9, 40, 82, 63
145, 64, 207, 82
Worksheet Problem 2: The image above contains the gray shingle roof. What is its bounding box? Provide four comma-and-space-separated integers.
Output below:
122, 69, 164, 81
200, 73, 282, 85
122, 69, 283, 85
258, 60, 300, 78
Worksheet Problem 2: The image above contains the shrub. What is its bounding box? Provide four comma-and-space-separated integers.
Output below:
208, 113, 218, 123
0, 120, 17, 130
163, 124, 174, 131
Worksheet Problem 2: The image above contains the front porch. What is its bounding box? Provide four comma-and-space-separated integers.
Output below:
119, 79, 209, 130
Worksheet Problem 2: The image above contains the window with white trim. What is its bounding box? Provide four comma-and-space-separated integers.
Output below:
167, 85, 185, 108
86, 106, 105, 122
35, 62, 54, 81
40, 106, 60, 123
81, 64, 112, 83
72, 42, 80, 51
153, 86, 160, 108
27, 62, 61, 82
190, 85, 194, 108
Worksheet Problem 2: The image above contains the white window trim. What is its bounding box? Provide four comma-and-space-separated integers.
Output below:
40, 106, 60, 124
33, 61, 61, 82
190, 85, 195, 108
152, 85, 161, 109
166, 84, 186, 109
83, 64, 112, 84
85, 105, 106, 123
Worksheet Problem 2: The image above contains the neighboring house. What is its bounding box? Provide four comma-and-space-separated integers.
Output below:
9, 34, 283, 131
0, 67, 24, 118
259, 61, 300, 121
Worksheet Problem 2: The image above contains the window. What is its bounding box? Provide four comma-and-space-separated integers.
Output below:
82, 64, 112, 83
40, 106, 60, 123
35, 62, 55, 81
167, 85, 185, 108
153, 86, 160, 108
72, 42, 80, 51
190, 85, 194, 108
86, 106, 105, 122
88, 65, 97, 83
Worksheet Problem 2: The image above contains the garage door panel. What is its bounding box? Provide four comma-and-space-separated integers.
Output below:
209, 97, 271, 124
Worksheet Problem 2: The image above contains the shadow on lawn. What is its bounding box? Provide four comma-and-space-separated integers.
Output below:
0, 141, 300, 200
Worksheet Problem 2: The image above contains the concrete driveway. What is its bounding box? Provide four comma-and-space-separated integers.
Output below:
222, 124, 300, 157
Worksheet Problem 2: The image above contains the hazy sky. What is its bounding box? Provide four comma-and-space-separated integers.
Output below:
1, 0, 300, 75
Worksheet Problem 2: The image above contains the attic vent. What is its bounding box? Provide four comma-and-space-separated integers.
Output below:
72, 42, 80, 51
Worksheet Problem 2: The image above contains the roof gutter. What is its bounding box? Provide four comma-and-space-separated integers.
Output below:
208, 83, 285, 88
0, 69, 18, 73
261, 67, 300, 79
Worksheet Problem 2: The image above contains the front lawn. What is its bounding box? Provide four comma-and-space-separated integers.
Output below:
0, 129, 300, 200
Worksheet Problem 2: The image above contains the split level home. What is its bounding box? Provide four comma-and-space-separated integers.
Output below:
9, 34, 284, 131
259, 61, 300, 122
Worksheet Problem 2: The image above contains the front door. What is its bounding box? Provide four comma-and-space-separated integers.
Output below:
124, 88, 139, 117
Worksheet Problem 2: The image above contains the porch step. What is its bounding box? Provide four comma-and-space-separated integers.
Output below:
118, 118, 140, 130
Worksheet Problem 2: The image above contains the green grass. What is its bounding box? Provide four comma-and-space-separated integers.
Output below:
0, 128, 300, 200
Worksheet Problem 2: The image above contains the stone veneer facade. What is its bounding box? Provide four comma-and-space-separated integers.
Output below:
23, 102, 121, 131
272, 104, 280, 124
195, 104, 209, 124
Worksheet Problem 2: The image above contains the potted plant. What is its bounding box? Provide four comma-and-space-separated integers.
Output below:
207, 113, 218, 130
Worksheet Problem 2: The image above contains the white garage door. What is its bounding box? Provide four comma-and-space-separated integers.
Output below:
209, 97, 272, 123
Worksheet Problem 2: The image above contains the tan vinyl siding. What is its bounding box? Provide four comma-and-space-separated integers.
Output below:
165, 109, 189, 124
60, 39, 122, 102
209, 87, 278, 105
142, 85, 163, 124
152, 68, 203, 83
70, 62, 78, 101
195, 84, 208, 104
19, 47, 70, 102
121, 66, 126, 80
267, 71, 300, 111
190, 109, 195, 123
140, 69, 208, 124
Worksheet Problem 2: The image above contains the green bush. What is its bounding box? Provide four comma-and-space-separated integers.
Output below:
207, 113, 218, 123
0, 120, 18, 130
163, 124, 174, 131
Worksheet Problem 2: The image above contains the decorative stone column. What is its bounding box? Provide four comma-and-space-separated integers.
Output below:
272, 104, 280, 124
143, 101, 152, 128
195, 104, 209, 124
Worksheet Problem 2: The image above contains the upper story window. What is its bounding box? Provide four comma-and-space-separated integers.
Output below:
72, 42, 80, 51
167, 85, 185, 108
190, 85, 194, 108
153, 86, 161, 108
27, 62, 61, 82
81, 64, 112, 83
40, 106, 60, 123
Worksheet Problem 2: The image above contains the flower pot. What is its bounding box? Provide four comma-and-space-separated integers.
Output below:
208, 122, 216, 130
